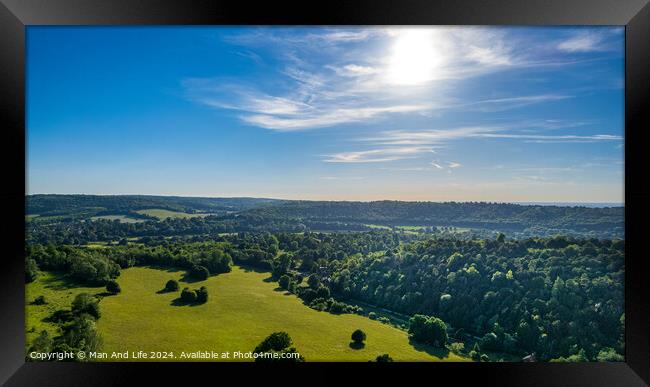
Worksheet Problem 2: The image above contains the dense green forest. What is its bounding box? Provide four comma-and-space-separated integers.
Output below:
25, 195, 625, 362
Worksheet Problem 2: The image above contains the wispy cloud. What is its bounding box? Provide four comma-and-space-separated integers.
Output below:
477, 133, 622, 142
324, 147, 433, 163
233, 50, 264, 64
332, 126, 623, 169
557, 30, 613, 53
431, 161, 444, 169
464, 94, 573, 112
185, 27, 584, 132
327, 64, 380, 77
240, 104, 431, 131
365, 126, 504, 146
366, 126, 622, 147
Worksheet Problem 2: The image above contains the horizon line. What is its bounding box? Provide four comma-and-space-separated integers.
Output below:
25, 193, 624, 206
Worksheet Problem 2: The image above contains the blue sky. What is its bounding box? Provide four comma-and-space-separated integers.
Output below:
27, 26, 624, 202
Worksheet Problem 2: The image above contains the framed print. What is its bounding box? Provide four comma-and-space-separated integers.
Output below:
0, 0, 648, 385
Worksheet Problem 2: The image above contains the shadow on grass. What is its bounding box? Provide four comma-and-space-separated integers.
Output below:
40, 272, 89, 291
407, 337, 450, 359
271, 286, 293, 296
143, 265, 184, 274
95, 291, 117, 298
43, 309, 73, 324
179, 272, 204, 284
238, 265, 270, 274
156, 288, 178, 294
170, 297, 205, 307
349, 342, 365, 350
263, 276, 276, 283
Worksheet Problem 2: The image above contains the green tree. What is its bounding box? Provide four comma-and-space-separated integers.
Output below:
307, 274, 320, 289
254, 332, 293, 352
71, 293, 100, 319
351, 329, 367, 344
106, 280, 121, 294
180, 287, 198, 303
408, 314, 448, 347
28, 330, 53, 358
272, 253, 293, 278
316, 285, 330, 299
26, 258, 39, 283
375, 353, 393, 362
253, 332, 304, 362
469, 342, 481, 361
596, 347, 624, 362
196, 286, 208, 304
60, 315, 103, 355
165, 279, 179, 292
278, 274, 291, 290
190, 265, 209, 280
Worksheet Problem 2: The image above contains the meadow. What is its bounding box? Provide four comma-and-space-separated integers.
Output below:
135, 208, 211, 220
26, 266, 467, 362
90, 215, 144, 223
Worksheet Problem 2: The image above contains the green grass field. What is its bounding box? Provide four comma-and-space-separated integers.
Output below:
90, 215, 144, 223
27, 266, 468, 362
135, 208, 209, 220
396, 225, 427, 231
101, 266, 467, 362
365, 224, 392, 230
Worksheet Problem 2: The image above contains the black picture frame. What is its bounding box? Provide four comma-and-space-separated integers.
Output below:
1, 0, 648, 385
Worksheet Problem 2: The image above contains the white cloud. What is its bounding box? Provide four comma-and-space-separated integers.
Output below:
477, 133, 622, 142
366, 126, 622, 148
241, 104, 431, 131
366, 126, 504, 146
557, 30, 613, 53
329, 64, 380, 77
467, 94, 572, 112
381, 166, 430, 172
184, 26, 623, 151
184, 27, 553, 131
324, 147, 433, 163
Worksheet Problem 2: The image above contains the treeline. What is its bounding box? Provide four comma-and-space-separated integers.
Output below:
27, 194, 282, 218
243, 201, 624, 236
26, 242, 233, 285
26, 215, 383, 245
27, 195, 624, 240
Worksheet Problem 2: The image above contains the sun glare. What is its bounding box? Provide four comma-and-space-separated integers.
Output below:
387, 29, 443, 86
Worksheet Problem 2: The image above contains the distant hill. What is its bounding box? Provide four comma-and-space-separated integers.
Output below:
239, 200, 624, 234
26, 195, 624, 237
26, 194, 283, 217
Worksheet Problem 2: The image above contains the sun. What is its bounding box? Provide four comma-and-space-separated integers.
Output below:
386, 29, 444, 86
